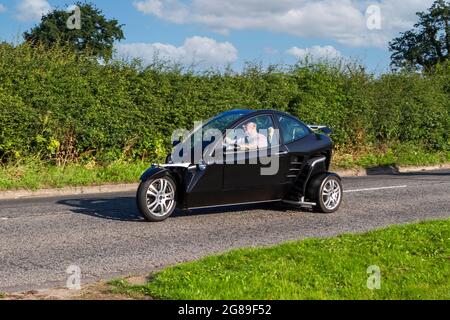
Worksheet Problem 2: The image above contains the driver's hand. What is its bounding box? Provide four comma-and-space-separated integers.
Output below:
223, 142, 235, 151
241, 144, 256, 151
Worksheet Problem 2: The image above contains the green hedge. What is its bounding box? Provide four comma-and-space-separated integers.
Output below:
0, 43, 449, 164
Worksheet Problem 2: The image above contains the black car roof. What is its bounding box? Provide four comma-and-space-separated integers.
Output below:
219, 109, 255, 116
221, 109, 290, 117
222, 109, 310, 129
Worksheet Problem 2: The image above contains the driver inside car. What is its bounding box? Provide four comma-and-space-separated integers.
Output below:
224, 121, 268, 150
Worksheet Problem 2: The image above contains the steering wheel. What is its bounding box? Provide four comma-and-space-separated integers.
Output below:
222, 142, 241, 151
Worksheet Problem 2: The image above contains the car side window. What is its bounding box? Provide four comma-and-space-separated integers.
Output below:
226, 115, 279, 150
278, 115, 310, 144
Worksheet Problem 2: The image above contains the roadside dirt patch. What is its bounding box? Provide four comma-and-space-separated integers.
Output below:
1, 276, 151, 300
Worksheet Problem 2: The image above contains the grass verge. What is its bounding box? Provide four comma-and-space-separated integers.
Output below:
109, 219, 450, 300
0, 145, 449, 191
332, 144, 450, 169
0, 160, 148, 191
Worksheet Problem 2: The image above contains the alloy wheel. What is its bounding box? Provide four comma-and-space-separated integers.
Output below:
145, 178, 175, 217
322, 178, 341, 211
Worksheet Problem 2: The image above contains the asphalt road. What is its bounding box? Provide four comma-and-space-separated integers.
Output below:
1, 170, 449, 292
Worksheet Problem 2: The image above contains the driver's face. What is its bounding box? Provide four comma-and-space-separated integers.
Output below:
243, 123, 257, 135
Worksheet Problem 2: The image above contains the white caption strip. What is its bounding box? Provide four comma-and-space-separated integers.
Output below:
344, 185, 407, 193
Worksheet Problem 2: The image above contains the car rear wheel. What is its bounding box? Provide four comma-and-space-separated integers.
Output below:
309, 173, 343, 213
137, 176, 177, 222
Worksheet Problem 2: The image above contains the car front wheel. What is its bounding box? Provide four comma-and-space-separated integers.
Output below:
136, 176, 177, 222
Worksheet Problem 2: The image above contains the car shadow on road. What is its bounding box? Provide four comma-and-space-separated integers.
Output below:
57, 197, 144, 222
57, 197, 287, 222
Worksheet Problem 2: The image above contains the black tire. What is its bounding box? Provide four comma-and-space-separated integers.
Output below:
308, 173, 343, 213
136, 175, 177, 222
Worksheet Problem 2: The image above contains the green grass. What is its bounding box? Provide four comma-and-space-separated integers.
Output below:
0, 145, 449, 191
110, 219, 450, 300
0, 160, 149, 191
333, 144, 450, 169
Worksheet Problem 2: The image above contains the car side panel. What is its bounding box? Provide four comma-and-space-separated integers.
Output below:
182, 163, 228, 208
280, 133, 333, 200
285, 133, 332, 156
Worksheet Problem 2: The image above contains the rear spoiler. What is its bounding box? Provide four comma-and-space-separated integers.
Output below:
308, 125, 333, 135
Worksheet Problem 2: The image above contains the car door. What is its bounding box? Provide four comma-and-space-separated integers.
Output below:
275, 114, 318, 191
221, 113, 291, 204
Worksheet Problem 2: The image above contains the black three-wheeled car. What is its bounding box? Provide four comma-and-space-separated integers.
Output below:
137, 109, 343, 221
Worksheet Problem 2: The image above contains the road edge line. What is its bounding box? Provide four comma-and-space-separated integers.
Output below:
0, 183, 139, 200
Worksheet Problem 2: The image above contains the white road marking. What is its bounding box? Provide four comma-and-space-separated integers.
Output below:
344, 185, 407, 193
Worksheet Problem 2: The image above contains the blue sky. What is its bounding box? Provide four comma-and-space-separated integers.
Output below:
0, 0, 436, 72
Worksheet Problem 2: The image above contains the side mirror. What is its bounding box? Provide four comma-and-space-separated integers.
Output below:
172, 139, 181, 147
309, 125, 333, 135
320, 127, 332, 135
197, 160, 207, 171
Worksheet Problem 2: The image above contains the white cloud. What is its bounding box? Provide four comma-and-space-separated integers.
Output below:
133, 0, 435, 48
116, 36, 238, 66
286, 45, 342, 60
264, 47, 279, 55
0, 4, 7, 13
133, 0, 189, 24
16, 0, 51, 22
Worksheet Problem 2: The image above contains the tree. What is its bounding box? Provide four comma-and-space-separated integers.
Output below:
389, 0, 450, 70
23, 2, 124, 61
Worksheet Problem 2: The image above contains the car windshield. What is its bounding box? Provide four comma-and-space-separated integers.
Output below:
189, 111, 249, 149
203, 112, 247, 132
171, 110, 252, 162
